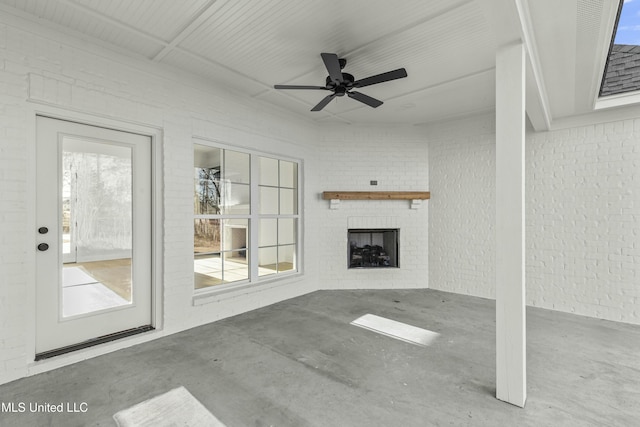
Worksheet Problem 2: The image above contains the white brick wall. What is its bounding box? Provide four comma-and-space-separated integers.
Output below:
428, 115, 496, 299
428, 114, 640, 325
0, 20, 32, 385
308, 126, 430, 290
527, 120, 640, 324
0, 15, 318, 384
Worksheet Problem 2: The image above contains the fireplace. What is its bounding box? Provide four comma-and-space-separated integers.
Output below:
348, 229, 399, 268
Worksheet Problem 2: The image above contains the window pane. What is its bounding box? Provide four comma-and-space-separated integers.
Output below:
278, 218, 295, 245
220, 183, 250, 215
223, 250, 249, 282
222, 219, 248, 252
194, 253, 222, 289
279, 188, 297, 214
194, 169, 221, 214
259, 156, 279, 186
224, 150, 250, 184
260, 186, 279, 214
194, 145, 222, 215
259, 218, 277, 247
278, 245, 296, 272
258, 247, 277, 276
279, 160, 297, 188
194, 219, 221, 253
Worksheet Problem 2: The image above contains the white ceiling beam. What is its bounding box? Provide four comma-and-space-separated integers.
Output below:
591, 1, 627, 110
479, 0, 551, 131
176, 46, 274, 92
524, 57, 549, 131
152, 0, 223, 62
60, 0, 169, 49
515, 0, 551, 131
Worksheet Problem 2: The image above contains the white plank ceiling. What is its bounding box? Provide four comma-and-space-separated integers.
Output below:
0, 0, 621, 125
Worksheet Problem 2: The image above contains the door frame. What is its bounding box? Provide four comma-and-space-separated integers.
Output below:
25, 105, 163, 370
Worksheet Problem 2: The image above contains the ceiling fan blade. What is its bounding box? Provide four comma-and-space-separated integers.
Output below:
321, 53, 343, 83
274, 85, 328, 90
354, 68, 408, 88
347, 91, 383, 108
311, 93, 336, 111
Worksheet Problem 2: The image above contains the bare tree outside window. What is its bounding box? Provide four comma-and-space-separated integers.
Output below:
195, 167, 221, 215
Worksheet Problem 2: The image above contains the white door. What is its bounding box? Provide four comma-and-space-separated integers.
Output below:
35, 116, 153, 356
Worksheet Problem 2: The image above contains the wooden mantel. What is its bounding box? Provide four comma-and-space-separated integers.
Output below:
322, 191, 430, 200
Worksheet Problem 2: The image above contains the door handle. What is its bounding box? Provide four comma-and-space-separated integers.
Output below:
37, 243, 49, 251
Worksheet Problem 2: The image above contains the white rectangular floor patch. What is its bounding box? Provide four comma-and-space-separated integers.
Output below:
113, 386, 226, 427
351, 314, 440, 347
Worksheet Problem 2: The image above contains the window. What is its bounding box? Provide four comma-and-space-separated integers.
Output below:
600, 1, 640, 96
258, 156, 298, 276
193, 143, 300, 291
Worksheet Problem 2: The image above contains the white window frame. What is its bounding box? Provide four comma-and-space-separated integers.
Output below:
193, 138, 302, 294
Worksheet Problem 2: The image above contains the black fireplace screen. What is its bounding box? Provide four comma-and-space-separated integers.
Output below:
348, 229, 399, 268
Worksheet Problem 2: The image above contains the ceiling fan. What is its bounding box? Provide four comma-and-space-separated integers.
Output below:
274, 53, 408, 112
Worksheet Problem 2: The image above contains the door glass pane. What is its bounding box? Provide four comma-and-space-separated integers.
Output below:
62, 162, 74, 258
61, 138, 132, 318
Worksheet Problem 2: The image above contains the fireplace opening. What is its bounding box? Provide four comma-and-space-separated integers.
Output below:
348, 229, 399, 268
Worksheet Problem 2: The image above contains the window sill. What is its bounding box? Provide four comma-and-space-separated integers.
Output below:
192, 272, 303, 306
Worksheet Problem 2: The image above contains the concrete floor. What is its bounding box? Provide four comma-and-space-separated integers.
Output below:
1, 289, 639, 426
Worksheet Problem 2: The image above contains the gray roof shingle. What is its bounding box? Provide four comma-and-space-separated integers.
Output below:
601, 44, 640, 96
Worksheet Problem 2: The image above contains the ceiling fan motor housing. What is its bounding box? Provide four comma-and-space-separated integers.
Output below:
326, 73, 355, 94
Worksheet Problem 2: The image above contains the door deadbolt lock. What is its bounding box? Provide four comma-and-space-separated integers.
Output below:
37, 243, 49, 251
38, 227, 48, 234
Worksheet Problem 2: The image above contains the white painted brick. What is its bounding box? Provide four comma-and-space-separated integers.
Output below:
0, 16, 321, 385
428, 113, 640, 325
307, 126, 429, 291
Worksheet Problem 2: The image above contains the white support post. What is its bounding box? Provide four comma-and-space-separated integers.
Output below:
495, 42, 526, 407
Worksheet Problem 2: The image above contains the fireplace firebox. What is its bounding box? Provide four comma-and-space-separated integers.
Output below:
348, 229, 399, 268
